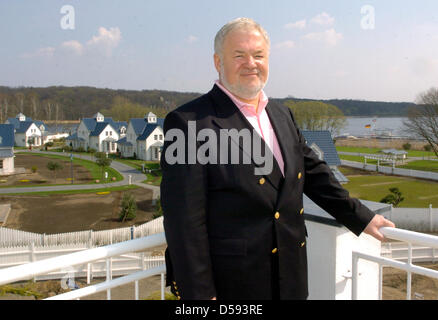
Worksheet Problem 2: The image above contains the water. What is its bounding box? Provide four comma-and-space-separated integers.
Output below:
342, 117, 408, 137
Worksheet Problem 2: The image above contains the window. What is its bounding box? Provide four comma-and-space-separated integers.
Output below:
154, 135, 158, 140
0, 160, 3, 169
159, 134, 163, 140
106, 131, 109, 136
110, 131, 112, 136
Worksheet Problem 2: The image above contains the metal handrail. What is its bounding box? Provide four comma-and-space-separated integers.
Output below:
352, 227, 438, 300
0, 233, 166, 287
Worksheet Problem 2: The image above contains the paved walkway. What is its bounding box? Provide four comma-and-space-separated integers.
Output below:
0, 150, 159, 198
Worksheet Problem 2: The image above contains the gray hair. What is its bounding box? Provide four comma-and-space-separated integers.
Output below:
214, 17, 270, 57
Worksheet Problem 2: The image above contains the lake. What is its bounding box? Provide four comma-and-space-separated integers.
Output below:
343, 117, 408, 137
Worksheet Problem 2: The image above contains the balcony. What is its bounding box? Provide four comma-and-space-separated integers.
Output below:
0, 199, 437, 300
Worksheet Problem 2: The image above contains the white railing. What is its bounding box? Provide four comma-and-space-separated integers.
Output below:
352, 227, 438, 300
0, 232, 167, 300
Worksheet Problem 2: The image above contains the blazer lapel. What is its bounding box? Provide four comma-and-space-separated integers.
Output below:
209, 85, 283, 190
265, 102, 298, 206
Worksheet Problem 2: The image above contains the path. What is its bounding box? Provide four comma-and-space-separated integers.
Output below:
0, 150, 159, 199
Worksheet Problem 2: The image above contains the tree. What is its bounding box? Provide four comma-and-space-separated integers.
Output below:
284, 100, 347, 136
380, 187, 405, 207
119, 192, 137, 222
94, 152, 112, 180
402, 143, 411, 151
403, 88, 438, 157
47, 161, 64, 183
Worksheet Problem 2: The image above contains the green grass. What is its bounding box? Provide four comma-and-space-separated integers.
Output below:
113, 158, 162, 186
4, 185, 138, 196
398, 160, 438, 173
336, 146, 437, 158
339, 167, 438, 207
18, 152, 123, 183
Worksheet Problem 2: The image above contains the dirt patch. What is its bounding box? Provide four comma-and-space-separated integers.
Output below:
1, 187, 155, 234
0, 153, 93, 186
383, 263, 438, 300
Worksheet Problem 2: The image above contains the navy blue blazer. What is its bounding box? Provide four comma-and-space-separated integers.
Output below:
160, 84, 375, 300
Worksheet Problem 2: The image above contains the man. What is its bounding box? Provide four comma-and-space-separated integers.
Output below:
160, 17, 395, 300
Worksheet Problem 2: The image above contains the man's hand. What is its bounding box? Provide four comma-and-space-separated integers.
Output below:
364, 214, 395, 241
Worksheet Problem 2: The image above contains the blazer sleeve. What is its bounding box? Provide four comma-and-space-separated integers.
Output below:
288, 108, 375, 236
160, 110, 216, 299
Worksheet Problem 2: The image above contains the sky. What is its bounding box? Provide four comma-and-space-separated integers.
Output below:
1, 0, 438, 102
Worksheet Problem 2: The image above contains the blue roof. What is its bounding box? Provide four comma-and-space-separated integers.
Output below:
117, 136, 133, 146
130, 118, 148, 135
90, 122, 114, 136
302, 130, 341, 166
0, 124, 15, 148
14, 121, 34, 133
137, 124, 162, 141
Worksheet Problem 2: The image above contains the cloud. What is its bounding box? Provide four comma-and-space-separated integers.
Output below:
186, 35, 199, 44
302, 28, 343, 46
275, 40, 295, 49
21, 27, 122, 59
311, 12, 335, 26
61, 40, 84, 55
87, 27, 122, 56
284, 20, 306, 30
20, 47, 55, 58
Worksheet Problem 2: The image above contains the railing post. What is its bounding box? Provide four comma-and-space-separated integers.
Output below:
29, 242, 36, 282
407, 243, 412, 300
352, 252, 358, 300
106, 258, 112, 300
161, 273, 165, 300
378, 265, 383, 300
430, 204, 433, 232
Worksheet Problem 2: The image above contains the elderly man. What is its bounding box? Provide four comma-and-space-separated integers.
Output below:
160, 17, 395, 300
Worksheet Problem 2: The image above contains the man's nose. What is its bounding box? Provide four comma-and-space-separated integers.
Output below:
244, 55, 257, 67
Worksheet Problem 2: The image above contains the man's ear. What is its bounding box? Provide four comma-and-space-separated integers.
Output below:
213, 53, 221, 73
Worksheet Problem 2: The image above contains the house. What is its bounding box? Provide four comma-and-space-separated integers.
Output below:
118, 112, 164, 160
5, 113, 46, 147
66, 112, 127, 153
302, 130, 348, 184
0, 124, 15, 175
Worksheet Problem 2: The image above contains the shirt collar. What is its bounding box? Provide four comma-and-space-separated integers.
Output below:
215, 80, 269, 116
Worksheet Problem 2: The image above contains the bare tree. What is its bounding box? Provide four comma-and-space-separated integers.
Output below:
403, 87, 438, 156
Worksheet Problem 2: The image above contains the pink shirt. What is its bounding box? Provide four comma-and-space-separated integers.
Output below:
215, 80, 285, 176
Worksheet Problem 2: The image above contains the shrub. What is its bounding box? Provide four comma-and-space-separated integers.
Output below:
119, 193, 137, 222
402, 143, 411, 151
153, 197, 163, 219
380, 187, 405, 207
31, 166, 37, 173
424, 144, 432, 152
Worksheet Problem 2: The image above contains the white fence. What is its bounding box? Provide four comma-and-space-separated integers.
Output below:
380, 205, 438, 233
0, 216, 164, 247
382, 241, 438, 263
341, 159, 438, 181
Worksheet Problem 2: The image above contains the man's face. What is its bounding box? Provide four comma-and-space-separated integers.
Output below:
214, 28, 269, 101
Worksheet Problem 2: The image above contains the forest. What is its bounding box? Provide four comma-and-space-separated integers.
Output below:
0, 86, 414, 122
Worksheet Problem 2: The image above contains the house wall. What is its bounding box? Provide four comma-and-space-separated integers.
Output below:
0, 156, 14, 175
98, 126, 119, 154
77, 122, 90, 150
25, 124, 42, 146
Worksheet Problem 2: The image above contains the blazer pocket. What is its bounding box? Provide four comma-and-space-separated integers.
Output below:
209, 238, 247, 256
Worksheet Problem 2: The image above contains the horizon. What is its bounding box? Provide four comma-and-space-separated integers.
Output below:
1, 1, 437, 103
0, 84, 416, 105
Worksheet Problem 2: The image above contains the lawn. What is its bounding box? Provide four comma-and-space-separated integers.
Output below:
339, 167, 438, 207
22, 152, 123, 183
336, 146, 437, 158
113, 158, 162, 186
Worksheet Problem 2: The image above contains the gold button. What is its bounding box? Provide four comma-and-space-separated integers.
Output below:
300, 241, 305, 247
177, 296, 181, 300
274, 212, 280, 219
300, 208, 304, 215
259, 177, 265, 185
298, 172, 302, 179
175, 291, 179, 295
271, 248, 278, 254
